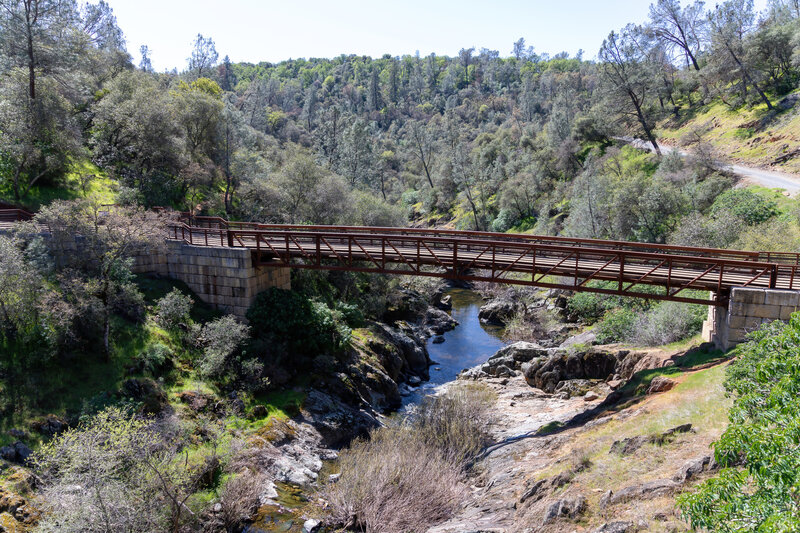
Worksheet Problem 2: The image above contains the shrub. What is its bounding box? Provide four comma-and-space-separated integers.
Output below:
678, 316, 800, 530
595, 308, 637, 344
197, 315, 250, 378
632, 302, 705, 346
323, 383, 494, 532
155, 289, 193, 329
246, 288, 350, 357
710, 189, 778, 226
567, 291, 612, 323
324, 425, 464, 533
413, 382, 496, 468
218, 469, 266, 532
136, 342, 172, 374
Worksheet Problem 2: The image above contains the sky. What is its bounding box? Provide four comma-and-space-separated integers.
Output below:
104, 0, 771, 72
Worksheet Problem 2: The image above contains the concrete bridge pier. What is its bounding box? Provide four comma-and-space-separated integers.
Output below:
703, 287, 800, 350
132, 241, 290, 319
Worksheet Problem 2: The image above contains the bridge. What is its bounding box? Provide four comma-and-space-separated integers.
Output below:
169, 215, 800, 308
3, 208, 799, 349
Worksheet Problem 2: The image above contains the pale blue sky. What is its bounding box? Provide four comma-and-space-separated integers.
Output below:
104, 0, 771, 71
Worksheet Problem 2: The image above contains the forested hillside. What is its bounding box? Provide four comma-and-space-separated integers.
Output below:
2, 0, 800, 246
2, 0, 800, 532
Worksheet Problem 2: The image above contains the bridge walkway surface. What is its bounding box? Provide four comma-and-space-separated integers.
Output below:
169, 215, 800, 308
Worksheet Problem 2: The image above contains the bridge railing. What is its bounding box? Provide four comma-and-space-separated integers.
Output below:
166, 222, 797, 305
0, 208, 34, 223
177, 215, 800, 265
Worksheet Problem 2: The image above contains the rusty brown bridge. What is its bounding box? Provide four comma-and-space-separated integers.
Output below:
3, 208, 797, 348
169, 215, 800, 309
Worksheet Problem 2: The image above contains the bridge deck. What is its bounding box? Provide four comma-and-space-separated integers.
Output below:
169, 223, 800, 307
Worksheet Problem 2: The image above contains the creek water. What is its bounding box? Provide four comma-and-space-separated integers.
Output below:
247, 288, 504, 532
402, 288, 507, 406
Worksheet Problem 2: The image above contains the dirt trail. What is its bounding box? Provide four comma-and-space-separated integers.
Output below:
621, 136, 800, 195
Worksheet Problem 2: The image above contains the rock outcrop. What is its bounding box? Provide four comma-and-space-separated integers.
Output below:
478, 299, 519, 325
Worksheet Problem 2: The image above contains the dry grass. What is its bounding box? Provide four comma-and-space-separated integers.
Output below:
323, 382, 495, 533
519, 362, 732, 529
323, 426, 465, 533
218, 468, 268, 532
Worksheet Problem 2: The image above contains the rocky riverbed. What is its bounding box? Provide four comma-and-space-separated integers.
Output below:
0, 283, 717, 533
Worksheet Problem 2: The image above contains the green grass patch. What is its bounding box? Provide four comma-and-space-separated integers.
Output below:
0, 158, 117, 211
618, 345, 729, 398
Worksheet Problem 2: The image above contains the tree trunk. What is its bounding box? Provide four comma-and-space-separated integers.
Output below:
628, 90, 661, 156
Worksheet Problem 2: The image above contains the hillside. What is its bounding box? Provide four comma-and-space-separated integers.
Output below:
658, 92, 800, 175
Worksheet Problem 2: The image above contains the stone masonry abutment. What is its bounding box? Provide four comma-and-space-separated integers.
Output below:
703, 287, 800, 350
131, 241, 290, 319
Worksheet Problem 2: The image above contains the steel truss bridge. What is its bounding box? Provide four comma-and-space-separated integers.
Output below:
165, 215, 800, 308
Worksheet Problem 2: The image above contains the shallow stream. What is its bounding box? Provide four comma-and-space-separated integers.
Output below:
247, 288, 504, 532
402, 288, 506, 405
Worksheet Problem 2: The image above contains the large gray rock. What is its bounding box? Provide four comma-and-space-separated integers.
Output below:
423, 307, 457, 335
592, 522, 635, 533
601, 479, 678, 507
478, 299, 518, 325
542, 496, 587, 524
521, 348, 618, 393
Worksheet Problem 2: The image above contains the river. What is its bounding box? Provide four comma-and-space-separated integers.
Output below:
248, 288, 504, 532
402, 288, 507, 405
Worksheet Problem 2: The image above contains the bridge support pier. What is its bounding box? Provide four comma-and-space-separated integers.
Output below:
703, 287, 800, 350
132, 241, 290, 319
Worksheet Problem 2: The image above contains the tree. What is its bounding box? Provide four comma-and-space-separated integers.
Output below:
678, 316, 800, 531
405, 119, 438, 188
708, 0, 774, 109
139, 45, 153, 72
0, 72, 78, 201
0, 0, 78, 100
35, 200, 166, 357
648, 0, 706, 71
187, 33, 218, 79
34, 407, 225, 533
598, 25, 663, 155
367, 65, 381, 112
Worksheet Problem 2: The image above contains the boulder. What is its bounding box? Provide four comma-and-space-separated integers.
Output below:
31, 415, 68, 437
259, 480, 279, 505
302, 390, 380, 447
673, 456, 713, 483
647, 376, 677, 394
542, 496, 587, 524
436, 294, 452, 311
601, 479, 678, 506
375, 323, 430, 378
491, 341, 550, 365
0, 442, 31, 465
122, 378, 168, 414
610, 424, 693, 455
478, 299, 518, 325
559, 329, 597, 348
554, 379, 594, 398
584, 391, 600, 402
303, 518, 322, 533
423, 307, 457, 335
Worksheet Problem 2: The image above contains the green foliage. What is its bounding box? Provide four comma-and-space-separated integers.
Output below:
246, 287, 351, 358
710, 189, 779, 226
155, 288, 194, 329
595, 308, 638, 344
197, 315, 250, 378
135, 342, 172, 375
678, 315, 800, 531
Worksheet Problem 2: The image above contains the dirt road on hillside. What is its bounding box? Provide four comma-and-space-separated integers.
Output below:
621, 137, 800, 195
